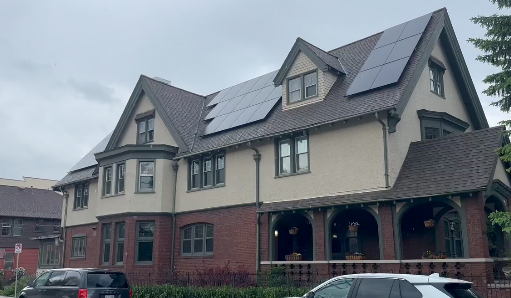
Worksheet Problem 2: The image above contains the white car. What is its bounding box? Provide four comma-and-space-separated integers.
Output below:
289, 273, 482, 298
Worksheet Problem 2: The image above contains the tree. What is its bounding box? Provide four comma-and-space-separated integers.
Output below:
468, 0, 511, 169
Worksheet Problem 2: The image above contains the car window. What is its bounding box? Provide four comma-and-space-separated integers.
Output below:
443, 283, 482, 298
87, 272, 128, 288
355, 278, 394, 298
400, 280, 422, 298
63, 271, 81, 286
314, 278, 354, 298
46, 271, 66, 286
33, 271, 51, 288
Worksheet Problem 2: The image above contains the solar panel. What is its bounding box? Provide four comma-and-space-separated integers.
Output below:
203, 69, 283, 135
346, 13, 432, 96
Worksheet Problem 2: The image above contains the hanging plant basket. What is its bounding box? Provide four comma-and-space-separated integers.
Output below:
424, 219, 435, 228
289, 227, 298, 235
285, 253, 302, 261
348, 225, 359, 232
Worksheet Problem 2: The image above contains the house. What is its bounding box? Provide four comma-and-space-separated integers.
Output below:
53, 8, 511, 283
0, 177, 57, 191
0, 184, 62, 277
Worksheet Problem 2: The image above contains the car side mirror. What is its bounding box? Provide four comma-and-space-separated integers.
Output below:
305, 292, 315, 298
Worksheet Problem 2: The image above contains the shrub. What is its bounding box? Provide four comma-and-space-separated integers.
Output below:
0, 276, 33, 297
131, 285, 308, 298
0, 269, 4, 290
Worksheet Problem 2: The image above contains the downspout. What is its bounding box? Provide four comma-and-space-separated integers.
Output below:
170, 160, 179, 274
249, 144, 261, 273
375, 112, 390, 188
60, 190, 69, 268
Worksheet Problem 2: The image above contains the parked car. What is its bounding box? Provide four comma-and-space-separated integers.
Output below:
289, 273, 482, 298
18, 268, 131, 298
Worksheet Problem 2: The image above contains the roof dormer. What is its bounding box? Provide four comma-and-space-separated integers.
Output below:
274, 38, 346, 110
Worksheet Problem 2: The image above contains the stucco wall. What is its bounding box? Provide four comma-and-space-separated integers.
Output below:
175, 117, 385, 212
0, 177, 57, 190
387, 39, 474, 186
493, 160, 511, 187
116, 93, 177, 147
64, 180, 99, 227
95, 158, 174, 218
281, 51, 337, 109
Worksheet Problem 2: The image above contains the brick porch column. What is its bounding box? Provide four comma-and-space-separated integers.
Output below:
463, 192, 490, 259
313, 210, 326, 260
259, 213, 269, 262
379, 204, 396, 260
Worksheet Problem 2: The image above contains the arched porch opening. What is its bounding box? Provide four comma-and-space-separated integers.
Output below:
330, 209, 379, 260
400, 201, 464, 259
485, 196, 507, 258
272, 213, 313, 261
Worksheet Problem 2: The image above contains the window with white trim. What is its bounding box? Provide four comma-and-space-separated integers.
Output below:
74, 183, 89, 209
116, 163, 125, 194
103, 166, 113, 196
287, 71, 318, 103
138, 161, 155, 191
182, 224, 214, 256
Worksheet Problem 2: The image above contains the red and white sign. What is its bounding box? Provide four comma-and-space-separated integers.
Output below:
14, 243, 22, 254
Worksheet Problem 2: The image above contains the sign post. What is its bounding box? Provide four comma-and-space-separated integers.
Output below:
14, 243, 22, 298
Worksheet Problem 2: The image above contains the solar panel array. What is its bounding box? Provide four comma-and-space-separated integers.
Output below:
203, 70, 281, 135
346, 13, 432, 96
69, 132, 112, 172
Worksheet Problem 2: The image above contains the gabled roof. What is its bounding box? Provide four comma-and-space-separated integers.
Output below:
0, 185, 62, 219
273, 37, 346, 85
259, 126, 505, 212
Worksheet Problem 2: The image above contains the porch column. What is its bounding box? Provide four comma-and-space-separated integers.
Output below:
379, 203, 396, 260
463, 192, 490, 258
259, 213, 269, 262
313, 210, 326, 260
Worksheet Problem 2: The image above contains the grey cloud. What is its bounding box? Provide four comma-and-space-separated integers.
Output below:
67, 78, 119, 104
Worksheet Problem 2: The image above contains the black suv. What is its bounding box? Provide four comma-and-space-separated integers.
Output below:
19, 268, 131, 298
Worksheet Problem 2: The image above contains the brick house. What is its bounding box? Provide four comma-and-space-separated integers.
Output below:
0, 185, 62, 277
53, 8, 511, 283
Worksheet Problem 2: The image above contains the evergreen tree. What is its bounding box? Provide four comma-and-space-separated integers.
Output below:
469, 0, 511, 169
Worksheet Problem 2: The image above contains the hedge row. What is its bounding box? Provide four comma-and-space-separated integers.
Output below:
132, 285, 308, 298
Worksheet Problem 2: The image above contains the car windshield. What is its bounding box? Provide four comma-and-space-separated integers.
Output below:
87, 272, 128, 288
444, 283, 483, 298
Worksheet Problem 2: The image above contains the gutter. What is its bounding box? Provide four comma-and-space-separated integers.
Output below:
375, 112, 390, 188
60, 190, 69, 268
170, 160, 179, 274
249, 143, 261, 273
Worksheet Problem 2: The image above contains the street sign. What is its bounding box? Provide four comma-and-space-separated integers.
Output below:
14, 243, 22, 298
15, 243, 22, 254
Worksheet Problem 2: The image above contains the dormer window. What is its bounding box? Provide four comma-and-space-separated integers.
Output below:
135, 109, 156, 144
287, 71, 318, 103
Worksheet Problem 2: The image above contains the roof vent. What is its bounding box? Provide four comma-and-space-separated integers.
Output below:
153, 77, 171, 85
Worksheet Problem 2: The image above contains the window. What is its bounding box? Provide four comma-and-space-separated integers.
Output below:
63, 271, 81, 286
104, 166, 113, 196
430, 64, 445, 97
203, 158, 212, 187
116, 163, 125, 194
314, 278, 354, 298
277, 134, 309, 176
418, 110, 469, 141
53, 221, 60, 232
33, 271, 51, 288
74, 183, 89, 209
137, 117, 155, 144
188, 154, 225, 190
182, 224, 214, 256
136, 221, 154, 264
443, 283, 483, 298
86, 272, 129, 289
35, 220, 44, 232
287, 71, 318, 103
46, 270, 66, 286
72, 236, 86, 258
355, 278, 395, 298
115, 222, 125, 264
4, 253, 13, 270
138, 161, 155, 192
41, 244, 59, 266
1, 219, 11, 236
13, 219, 22, 236
102, 224, 111, 264
444, 219, 463, 258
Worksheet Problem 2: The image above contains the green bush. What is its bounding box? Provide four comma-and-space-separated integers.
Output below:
132, 285, 308, 298
0, 276, 33, 297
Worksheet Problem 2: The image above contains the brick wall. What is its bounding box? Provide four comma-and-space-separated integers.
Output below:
64, 223, 99, 268
379, 204, 396, 259
173, 205, 257, 273
313, 210, 325, 260
464, 192, 490, 258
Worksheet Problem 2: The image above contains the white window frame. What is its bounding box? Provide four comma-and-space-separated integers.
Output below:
116, 163, 125, 194
137, 161, 155, 192
104, 166, 113, 196
288, 77, 302, 103
304, 72, 318, 99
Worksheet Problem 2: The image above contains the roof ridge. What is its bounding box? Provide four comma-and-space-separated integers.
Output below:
300, 37, 340, 59
142, 75, 206, 98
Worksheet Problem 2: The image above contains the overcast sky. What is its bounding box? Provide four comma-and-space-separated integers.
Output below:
0, 0, 507, 181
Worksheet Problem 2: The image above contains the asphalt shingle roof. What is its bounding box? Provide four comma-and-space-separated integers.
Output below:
54, 167, 97, 188
301, 38, 346, 74
141, 9, 444, 156
259, 126, 504, 212
0, 185, 62, 219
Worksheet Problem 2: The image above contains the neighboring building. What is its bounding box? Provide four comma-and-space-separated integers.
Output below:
0, 177, 57, 190
0, 185, 62, 277
53, 8, 510, 283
